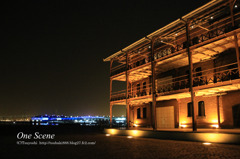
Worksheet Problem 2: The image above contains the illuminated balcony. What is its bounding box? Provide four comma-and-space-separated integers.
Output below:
156, 62, 240, 101
111, 62, 240, 103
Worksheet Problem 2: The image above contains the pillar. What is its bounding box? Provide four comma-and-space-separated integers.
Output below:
110, 103, 113, 127
126, 52, 130, 129
151, 38, 157, 130
217, 96, 221, 128
185, 21, 197, 132
109, 59, 113, 127
229, 0, 240, 76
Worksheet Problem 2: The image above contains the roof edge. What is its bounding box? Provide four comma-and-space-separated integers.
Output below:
103, 0, 225, 62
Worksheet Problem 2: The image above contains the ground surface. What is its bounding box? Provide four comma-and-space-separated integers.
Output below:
1, 125, 240, 159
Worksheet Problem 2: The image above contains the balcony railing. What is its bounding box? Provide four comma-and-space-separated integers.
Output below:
156, 62, 239, 94
111, 90, 126, 101
111, 63, 239, 101
128, 83, 152, 99
110, 83, 152, 101
111, 63, 126, 76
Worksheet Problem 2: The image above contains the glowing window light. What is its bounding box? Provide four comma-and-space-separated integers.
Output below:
127, 136, 133, 138
106, 134, 111, 136
202, 142, 211, 145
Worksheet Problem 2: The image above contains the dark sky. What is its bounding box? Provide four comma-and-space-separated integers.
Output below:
1, 0, 210, 117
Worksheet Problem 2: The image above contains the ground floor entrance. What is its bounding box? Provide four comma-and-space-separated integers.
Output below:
156, 106, 174, 129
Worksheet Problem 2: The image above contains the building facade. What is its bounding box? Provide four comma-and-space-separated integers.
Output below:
104, 0, 240, 130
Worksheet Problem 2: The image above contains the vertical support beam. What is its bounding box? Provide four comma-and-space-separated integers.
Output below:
110, 59, 113, 75
229, 0, 240, 77
151, 39, 157, 130
217, 96, 221, 128
109, 59, 113, 128
126, 52, 130, 129
110, 78, 112, 102
177, 99, 181, 128
110, 103, 113, 127
185, 21, 197, 132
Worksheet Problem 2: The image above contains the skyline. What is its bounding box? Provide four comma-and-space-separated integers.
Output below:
1, 0, 209, 116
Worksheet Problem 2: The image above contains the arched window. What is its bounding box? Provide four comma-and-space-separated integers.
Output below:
137, 108, 141, 119
143, 107, 147, 119
198, 101, 205, 116
187, 102, 192, 117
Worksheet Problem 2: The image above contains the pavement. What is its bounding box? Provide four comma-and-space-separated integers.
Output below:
1, 133, 240, 159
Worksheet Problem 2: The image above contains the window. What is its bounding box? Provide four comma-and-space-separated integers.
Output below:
198, 101, 205, 116
137, 108, 141, 119
142, 82, 146, 95
187, 102, 193, 117
143, 107, 147, 119
137, 83, 141, 96
195, 67, 202, 77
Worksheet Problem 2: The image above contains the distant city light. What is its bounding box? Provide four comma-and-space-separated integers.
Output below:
210, 16, 213, 19
235, 4, 238, 8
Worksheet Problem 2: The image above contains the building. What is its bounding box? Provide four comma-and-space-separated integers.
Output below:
103, 0, 240, 130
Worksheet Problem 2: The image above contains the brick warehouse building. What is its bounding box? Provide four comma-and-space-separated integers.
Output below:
104, 0, 240, 130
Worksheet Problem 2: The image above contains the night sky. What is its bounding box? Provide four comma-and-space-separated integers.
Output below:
1, 0, 210, 117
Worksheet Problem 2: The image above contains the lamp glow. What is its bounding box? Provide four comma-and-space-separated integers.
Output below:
212, 124, 219, 128
203, 142, 211, 145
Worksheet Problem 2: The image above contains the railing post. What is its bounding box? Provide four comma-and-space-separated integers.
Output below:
126, 52, 130, 129
229, 0, 240, 77
151, 38, 157, 130
185, 20, 197, 132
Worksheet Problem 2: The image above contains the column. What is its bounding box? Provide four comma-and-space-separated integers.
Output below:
109, 59, 113, 127
151, 39, 157, 130
217, 96, 221, 128
126, 52, 130, 129
185, 21, 197, 132
229, 0, 240, 76
110, 103, 113, 127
